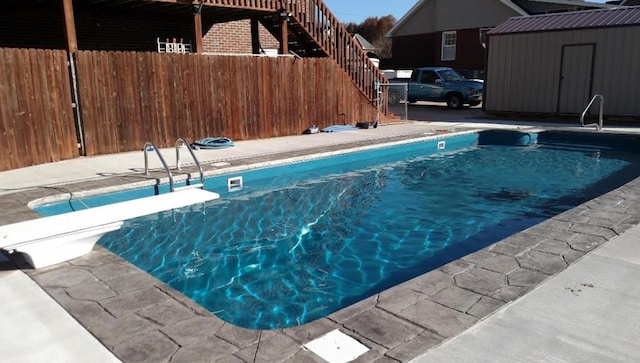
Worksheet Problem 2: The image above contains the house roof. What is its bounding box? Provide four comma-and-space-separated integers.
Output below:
489, 5, 640, 35
387, 0, 613, 37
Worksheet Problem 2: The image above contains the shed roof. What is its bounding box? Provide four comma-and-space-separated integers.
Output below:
489, 5, 640, 35
353, 34, 376, 52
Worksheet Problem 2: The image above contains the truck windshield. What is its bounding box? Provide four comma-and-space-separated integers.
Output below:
438, 69, 463, 82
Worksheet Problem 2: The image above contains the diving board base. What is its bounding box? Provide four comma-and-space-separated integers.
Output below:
1, 189, 220, 269
7, 221, 124, 269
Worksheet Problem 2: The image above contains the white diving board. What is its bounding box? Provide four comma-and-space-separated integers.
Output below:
0, 189, 220, 269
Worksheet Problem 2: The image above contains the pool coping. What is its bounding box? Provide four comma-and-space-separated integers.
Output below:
3, 125, 640, 362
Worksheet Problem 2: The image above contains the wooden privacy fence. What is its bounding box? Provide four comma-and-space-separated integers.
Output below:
77, 51, 378, 155
0, 48, 378, 171
0, 48, 78, 171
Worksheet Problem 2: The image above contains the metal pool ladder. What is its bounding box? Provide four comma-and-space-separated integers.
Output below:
143, 139, 205, 192
580, 94, 604, 131
174, 138, 205, 191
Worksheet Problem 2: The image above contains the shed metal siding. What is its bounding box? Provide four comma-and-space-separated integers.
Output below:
486, 32, 563, 113
485, 25, 640, 117
558, 44, 595, 114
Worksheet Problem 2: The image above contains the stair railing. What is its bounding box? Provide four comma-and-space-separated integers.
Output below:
281, 0, 386, 102
203, 0, 386, 103
202, 0, 281, 11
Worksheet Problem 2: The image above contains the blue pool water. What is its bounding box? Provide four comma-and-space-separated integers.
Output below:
36, 131, 640, 330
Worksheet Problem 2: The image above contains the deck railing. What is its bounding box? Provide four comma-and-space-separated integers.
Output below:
202, 0, 281, 11
204, 0, 386, 102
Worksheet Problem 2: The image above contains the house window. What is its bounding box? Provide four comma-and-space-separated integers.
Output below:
441, 31, 456, 61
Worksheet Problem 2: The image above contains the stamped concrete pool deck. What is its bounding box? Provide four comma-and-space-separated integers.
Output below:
2, 119, 640, 363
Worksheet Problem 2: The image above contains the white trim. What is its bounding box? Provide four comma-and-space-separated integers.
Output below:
441, 30, 457, 61
498, 0, 529, 16
531, 0, 616, 9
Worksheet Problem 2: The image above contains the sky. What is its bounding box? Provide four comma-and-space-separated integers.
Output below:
322, 0, 610, 24
322, 0, 418, 24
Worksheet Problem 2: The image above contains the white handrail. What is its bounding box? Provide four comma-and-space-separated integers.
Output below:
580, 94, 604, 131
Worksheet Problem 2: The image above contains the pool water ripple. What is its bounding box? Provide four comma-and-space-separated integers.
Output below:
88, 139, 640, 330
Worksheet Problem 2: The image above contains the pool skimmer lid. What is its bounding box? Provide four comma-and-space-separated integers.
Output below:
303, 329, 369, 363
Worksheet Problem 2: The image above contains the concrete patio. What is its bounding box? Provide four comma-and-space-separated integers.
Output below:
1, 117, 640, 362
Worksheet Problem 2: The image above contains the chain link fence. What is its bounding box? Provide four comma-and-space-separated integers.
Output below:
378, 82, 408, 122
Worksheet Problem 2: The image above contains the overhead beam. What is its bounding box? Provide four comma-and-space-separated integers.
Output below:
61, 0, 78, 53
194, 11, 204, 52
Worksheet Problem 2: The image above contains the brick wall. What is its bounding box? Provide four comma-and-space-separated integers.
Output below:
203, 20, 280, 54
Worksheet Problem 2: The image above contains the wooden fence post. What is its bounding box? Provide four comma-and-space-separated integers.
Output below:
61, 0, 86, 155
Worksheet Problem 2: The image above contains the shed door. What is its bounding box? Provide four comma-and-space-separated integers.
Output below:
558, 44, 595, 114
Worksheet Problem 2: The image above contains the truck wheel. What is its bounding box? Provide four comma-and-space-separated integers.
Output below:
446, 94, 463, 109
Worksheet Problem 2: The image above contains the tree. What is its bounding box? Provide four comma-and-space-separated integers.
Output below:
344, 15, 396, 59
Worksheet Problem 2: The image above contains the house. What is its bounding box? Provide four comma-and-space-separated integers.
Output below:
386, 0, 616, 79
484, 6, 640, 118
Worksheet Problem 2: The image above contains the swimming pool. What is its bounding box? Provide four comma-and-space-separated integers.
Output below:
36, 130, 640, 330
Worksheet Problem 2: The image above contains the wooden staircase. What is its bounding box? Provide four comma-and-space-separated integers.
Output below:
202, 0, 386, 103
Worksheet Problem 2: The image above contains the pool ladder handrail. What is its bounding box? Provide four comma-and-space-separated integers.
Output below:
174, 138, 205, 191
580, 94, 604, 131
143, 141, 175, 192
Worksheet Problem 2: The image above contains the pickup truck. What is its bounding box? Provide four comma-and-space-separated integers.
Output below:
391, 67, 483, 109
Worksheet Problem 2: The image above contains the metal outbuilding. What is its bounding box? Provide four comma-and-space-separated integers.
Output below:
484, 6, 640, 119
